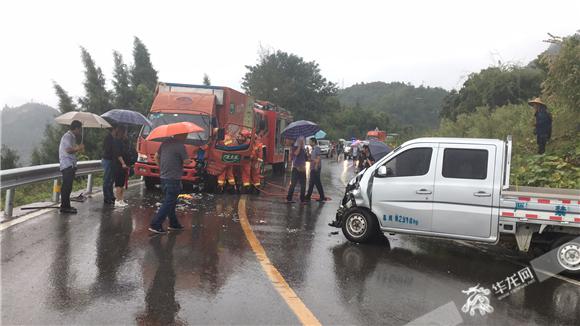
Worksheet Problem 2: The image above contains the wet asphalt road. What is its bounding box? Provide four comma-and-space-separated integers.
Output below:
2, 159, 579, 325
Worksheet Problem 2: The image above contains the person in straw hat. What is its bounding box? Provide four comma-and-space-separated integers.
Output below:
528, 97, 552, 154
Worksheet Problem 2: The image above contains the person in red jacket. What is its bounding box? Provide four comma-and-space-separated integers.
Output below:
249, 134, 264, 194
238, 129, 253, 193
217, 132, 236, 193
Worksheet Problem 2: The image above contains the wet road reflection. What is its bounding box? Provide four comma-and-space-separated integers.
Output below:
137, 234, 182, 325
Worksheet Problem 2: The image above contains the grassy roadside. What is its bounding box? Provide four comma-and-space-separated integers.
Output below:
1, 173, 104, 210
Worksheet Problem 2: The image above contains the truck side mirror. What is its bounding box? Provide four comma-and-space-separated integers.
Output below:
217, 128, 225, 141
377, 165, 387, 177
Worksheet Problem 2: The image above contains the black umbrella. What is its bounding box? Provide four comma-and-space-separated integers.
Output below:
368, 139, 392, 161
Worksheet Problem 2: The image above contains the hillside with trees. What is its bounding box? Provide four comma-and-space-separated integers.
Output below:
1, 102, 59, 165
338, 82, 449, 133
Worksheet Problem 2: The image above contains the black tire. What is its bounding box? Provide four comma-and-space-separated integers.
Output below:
144, 176, 158, 190
551, 236, 580, 275
204, 174, 218, 193
273, 162, 285, 175
341, 208, 379, 243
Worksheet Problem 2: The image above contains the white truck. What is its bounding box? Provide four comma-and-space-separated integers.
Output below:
332, 136, 580, 273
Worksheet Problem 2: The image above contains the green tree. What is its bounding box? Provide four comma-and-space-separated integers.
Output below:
440, 65, 545, 120
53, 82, 77, 113
78, 47, 111, 114
131, 37, 158, 115
112, 51, 134, 109
203, 73, 211, 86
242, 50, 338, 121
1, 145, 20, 169
31, 84, 77, 164
76, 47, 110, 159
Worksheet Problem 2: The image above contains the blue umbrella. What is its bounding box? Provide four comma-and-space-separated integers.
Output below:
101, 109, 151, 126
368, 139, 392, 161
314, 130, 327, 139
281, 120, 320, 139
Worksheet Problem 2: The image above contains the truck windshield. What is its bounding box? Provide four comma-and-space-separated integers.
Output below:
141, 112, 211, 146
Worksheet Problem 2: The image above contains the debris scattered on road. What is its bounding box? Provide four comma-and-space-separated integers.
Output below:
258, 219, 266, 224
330, 231, 339, 235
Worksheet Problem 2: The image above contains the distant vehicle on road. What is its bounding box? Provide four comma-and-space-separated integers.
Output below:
333, 136, 580, 274
318, 140, 331, 157
342, 140, 353, 159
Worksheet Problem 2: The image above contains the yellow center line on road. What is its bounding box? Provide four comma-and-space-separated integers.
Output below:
237, 197, 322, 326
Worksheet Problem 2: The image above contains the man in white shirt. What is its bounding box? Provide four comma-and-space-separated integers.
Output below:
58, 120, 84, 214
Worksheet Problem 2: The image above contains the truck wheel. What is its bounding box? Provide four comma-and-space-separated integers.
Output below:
273, 162, 285, 175
144, 177, 158, 190
342, 208, 378, 243
204, 174, 218, 193
552, 236, 580, 274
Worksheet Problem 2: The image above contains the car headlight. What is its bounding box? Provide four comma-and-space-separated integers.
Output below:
137, 153, 148, 163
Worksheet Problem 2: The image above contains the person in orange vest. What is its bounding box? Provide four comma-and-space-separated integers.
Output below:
217, 132, 236, 193
249, 134, 264, 195
238, 129, 253, 193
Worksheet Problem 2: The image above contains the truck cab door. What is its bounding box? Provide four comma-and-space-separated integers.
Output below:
431, 144, 498, 242
371, 143, 437, 233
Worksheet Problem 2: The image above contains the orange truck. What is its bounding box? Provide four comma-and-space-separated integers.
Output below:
135, 82, 291, 191
366, 129, 387, 142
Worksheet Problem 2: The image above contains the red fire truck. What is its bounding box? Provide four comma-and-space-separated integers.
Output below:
253, 100, 293, 174
135, 82, 291, 191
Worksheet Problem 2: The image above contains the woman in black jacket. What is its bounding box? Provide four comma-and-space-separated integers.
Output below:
112, 125, 129, 208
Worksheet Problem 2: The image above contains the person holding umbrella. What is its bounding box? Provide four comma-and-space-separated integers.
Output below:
280, 120, 321, 204
286, 136, 308, 203
360, 144, 375, 170
305, 137, 325, 202
148, 122, 200, 234
100, 109, 151, 205
58, 120, 84, 214
112, 125, 130, 208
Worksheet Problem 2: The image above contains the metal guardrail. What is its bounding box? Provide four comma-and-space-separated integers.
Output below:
1, 160, 103, 219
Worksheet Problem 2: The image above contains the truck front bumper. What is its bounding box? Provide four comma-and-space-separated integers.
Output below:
134, 162, 201, 182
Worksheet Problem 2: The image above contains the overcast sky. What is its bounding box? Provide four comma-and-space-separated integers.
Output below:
1, 0, 578, 109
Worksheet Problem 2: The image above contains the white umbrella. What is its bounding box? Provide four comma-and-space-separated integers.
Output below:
55, 111, 112, 128
55, 111, 112, 143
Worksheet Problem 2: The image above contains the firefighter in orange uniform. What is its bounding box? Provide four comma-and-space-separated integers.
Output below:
217, 132, 236, 193
250, 134, 264, 194
238, 129, 253, 193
